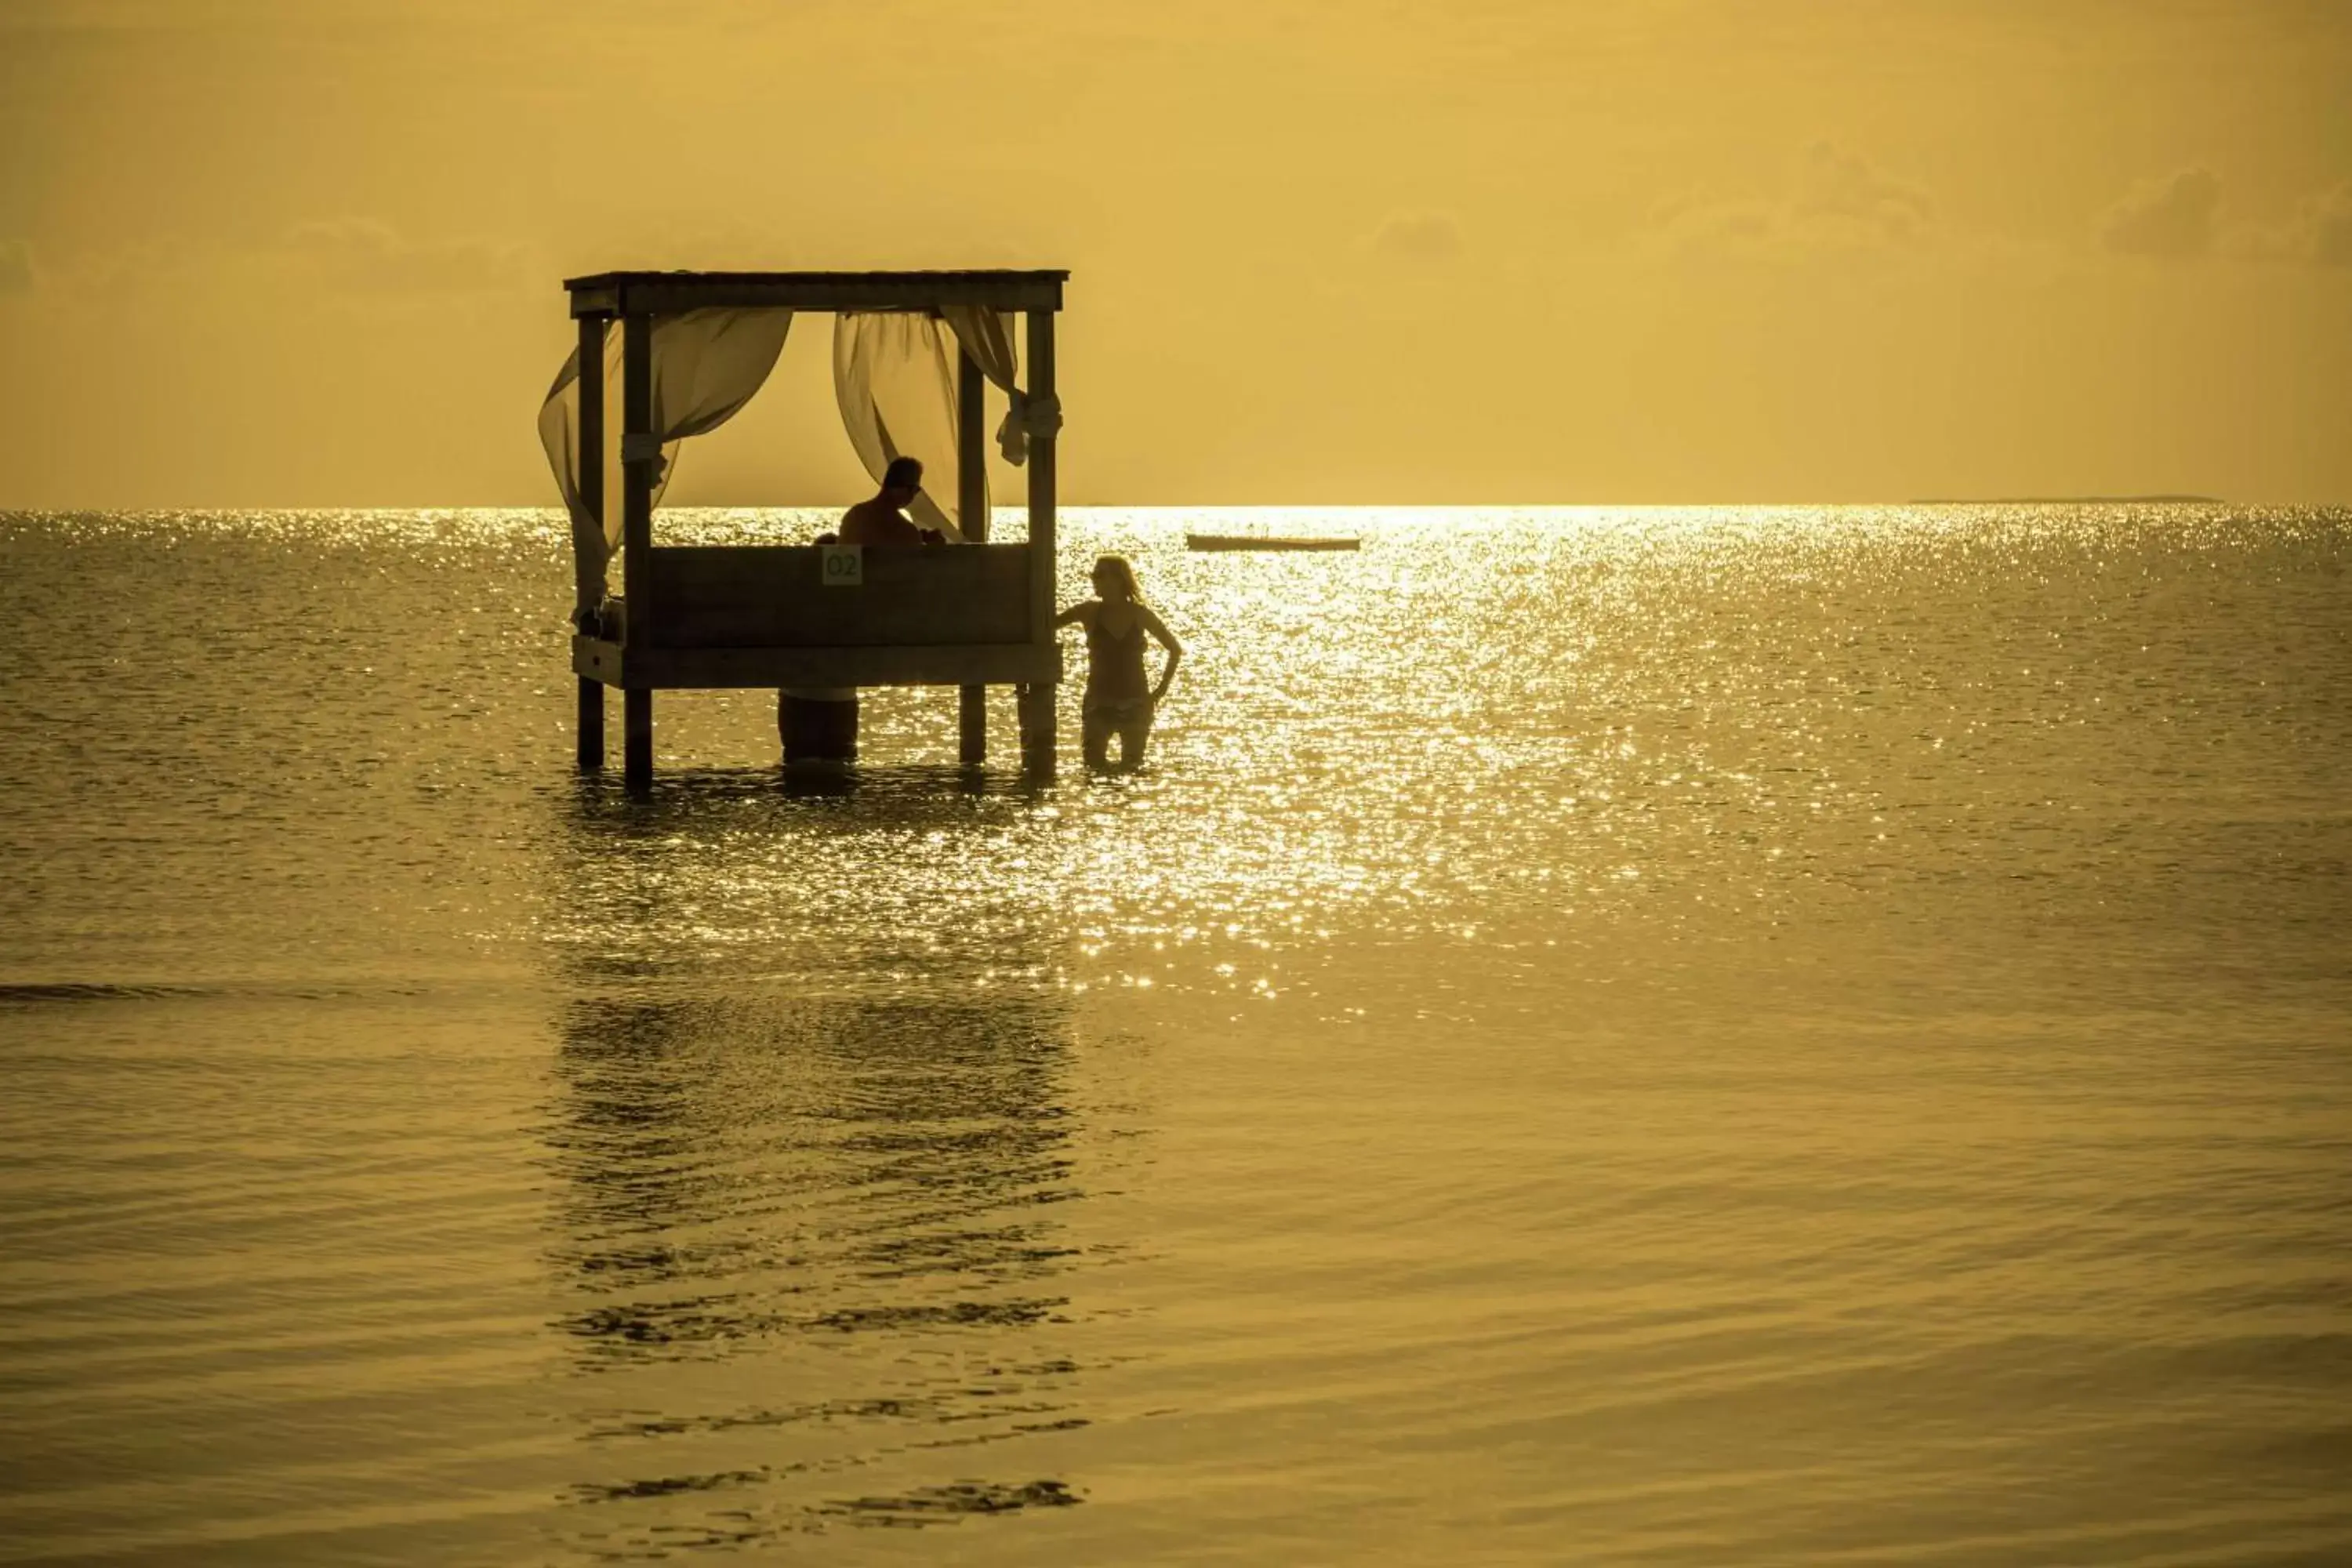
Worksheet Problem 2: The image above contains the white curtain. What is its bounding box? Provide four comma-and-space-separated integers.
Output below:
536, 336, 618, 615
832, 313, 971, 543
539, 307, 793, 612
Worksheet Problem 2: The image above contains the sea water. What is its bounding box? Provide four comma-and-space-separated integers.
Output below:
1, 506, 2347, 1566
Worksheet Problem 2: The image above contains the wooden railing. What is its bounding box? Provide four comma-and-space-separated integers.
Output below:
644, 543, 1033, 649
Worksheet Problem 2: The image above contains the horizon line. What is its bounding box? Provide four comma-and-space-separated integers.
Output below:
12, 495, 2333, 515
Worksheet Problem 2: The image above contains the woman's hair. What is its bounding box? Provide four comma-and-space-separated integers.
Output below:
1092, 554, 1144, 604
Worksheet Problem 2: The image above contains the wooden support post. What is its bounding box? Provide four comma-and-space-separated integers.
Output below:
956, 347, 987, 534
621, 313, 655, 789
1022, 309, 1058, 779
575, 314, 607, 771
577, 678, 604, 771
624, 688, 652, 788
621, 313, 654, 654
1017, 684, 1055, 779
957, 347, 988, 764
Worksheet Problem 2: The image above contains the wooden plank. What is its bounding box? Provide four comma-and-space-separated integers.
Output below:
957, 350, 987, 542
567, 268, 1069, 290
574, 313, 608, 771
575, 640, 1060, 691
576, 317, 607, 528
568, 272, 1066, 318
957, 347, 988, 764
574, 636, 624, 685
1023, 307, 1059, 779
575, 314, 606, 608
621, 313, 654, 652
1026, 309, 1057, 644
645, 544, 1032, 648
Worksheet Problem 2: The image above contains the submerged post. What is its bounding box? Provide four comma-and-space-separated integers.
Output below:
957, 347, 988, 765
1021, 307, 1058, 778
575, 314, 607, 771
621, 311, 655, 789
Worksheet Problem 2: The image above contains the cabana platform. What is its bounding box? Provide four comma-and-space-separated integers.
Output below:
547, 268, 1069, 786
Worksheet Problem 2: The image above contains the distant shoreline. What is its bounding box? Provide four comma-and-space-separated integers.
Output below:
1907, 495, 2224, 505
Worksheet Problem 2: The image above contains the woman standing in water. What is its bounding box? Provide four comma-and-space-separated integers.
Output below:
1055, 555, 1182, 771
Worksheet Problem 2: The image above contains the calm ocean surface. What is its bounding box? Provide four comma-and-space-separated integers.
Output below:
1, 504, 2347, 1566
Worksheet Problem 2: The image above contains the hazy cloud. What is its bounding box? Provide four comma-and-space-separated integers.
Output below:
15, 224, 530, 303
1790, 142, 1934, 242
2307, 190, 2352, 266
2281, 183, 2352, 267
280, 219, 528, 293
2234, 182, 2352, 268
2100, 166, 2220, 260
2096, 169, 2352, 269
1650, 143, 1935, 259
0, 240, 32, 294
1370, 209, 1462, 261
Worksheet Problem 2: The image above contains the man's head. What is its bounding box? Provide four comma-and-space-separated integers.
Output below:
882, 456, 924, 506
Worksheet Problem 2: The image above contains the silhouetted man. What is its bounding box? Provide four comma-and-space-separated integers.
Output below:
838, 456, 954, 546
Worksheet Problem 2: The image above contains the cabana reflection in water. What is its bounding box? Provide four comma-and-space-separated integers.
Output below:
539, 270, 1071, 786
540, 780, 1099, 1542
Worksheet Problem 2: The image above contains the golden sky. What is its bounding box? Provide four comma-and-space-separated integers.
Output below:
2, 0, 2347, 506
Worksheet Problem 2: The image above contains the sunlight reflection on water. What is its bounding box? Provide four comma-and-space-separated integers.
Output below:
1, 504, 2347, 1564
539, 503, 2349, 1014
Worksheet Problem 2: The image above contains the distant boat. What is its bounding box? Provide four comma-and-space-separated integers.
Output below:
1186, 534, 1360, 552
1907, 494, 2223, 504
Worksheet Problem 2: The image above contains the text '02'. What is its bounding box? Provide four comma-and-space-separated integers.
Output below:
821, 545, 864, 586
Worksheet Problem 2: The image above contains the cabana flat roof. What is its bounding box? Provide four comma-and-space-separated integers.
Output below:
564, 269, 1069, 318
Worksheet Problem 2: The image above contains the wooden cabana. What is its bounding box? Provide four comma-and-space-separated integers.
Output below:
557, 269, 1069, 786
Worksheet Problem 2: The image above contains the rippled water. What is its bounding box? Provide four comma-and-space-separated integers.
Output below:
2, 505, 2347, 1565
